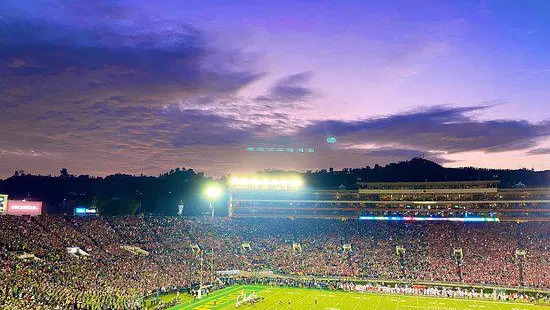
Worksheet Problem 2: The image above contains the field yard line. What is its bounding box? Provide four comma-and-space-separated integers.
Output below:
294, 290, 317, 308
176, 285, 244, 309
373, 295, 383, 310
470, 298, 484, 310
390, 293, 537, 307
465, 296, 487, 310
450, 296, 463, 310
331, 291, 347, 310
490, 298, 505, 310
476, 299, 535, 306
310, 289, 332, 310
395, 294, 400, 310
351, 293, 366, 310
262, 287, 295, 310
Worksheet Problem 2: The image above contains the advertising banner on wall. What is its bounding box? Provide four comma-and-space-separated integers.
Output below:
7, 200, 43, 216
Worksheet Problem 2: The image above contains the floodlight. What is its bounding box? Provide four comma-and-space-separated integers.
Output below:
205, 185, 223, 199
228, 175, 304, 190
205, 185, 223, 217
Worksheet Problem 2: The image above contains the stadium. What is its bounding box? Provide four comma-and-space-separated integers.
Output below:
1, 175, 549, 310
2, 1, 550, 309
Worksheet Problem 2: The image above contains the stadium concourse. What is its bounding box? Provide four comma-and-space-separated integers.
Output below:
0, 215, 549, 309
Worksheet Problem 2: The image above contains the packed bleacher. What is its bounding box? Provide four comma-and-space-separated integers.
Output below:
0, 215, 548, 309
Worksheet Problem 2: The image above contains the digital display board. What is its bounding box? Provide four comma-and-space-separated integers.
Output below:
7, 200, 43, 216
358, 216, 499, 222
74, 207, 97, 216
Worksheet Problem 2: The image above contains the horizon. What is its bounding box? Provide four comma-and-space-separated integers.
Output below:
1, 0, 549, 178
2, 157, 548, 180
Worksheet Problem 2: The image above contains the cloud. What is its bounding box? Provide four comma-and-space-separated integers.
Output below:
0, 1, 262, 108
525, 148, 550, 155
361, 148, 454, 164
0, 149, 54, 157
255, 71, 314, 105
0, 1, 547, 178
0, 0, 275, 177
299, 105, 550, 154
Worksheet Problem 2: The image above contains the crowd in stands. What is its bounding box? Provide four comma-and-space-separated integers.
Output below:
0, 215, 548, 309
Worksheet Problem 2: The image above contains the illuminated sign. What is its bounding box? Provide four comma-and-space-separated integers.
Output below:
74, 207, 97, 216
7, 200, 43, 216
74, 207, 86, 215
358, 216, 499, 222
0, 194, 7, 213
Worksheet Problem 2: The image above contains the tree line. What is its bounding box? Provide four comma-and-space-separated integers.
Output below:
1, 158, 548, 216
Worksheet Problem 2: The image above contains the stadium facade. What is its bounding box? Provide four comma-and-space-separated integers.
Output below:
229, 180, 550, 222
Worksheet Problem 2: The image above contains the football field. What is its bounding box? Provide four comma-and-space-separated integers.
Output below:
168, 285, 548, 310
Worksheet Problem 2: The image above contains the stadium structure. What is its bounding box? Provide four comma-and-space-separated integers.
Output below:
228, 178, 550, 222
1, 175, 549, 309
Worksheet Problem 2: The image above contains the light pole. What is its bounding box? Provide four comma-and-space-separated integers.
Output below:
205, 185, 222, 217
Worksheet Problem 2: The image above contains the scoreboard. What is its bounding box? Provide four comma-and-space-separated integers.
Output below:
0, 194, 7, 214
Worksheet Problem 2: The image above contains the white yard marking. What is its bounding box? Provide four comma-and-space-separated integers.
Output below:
263, 287, 294, 310
373, 295, 383, 310
351, 294, 366, 310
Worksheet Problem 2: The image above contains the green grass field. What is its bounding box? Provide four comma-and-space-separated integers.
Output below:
146, 293, 194, 309
166, 285, 548, 310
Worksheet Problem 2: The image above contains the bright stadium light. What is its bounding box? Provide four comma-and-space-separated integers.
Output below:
206, 186, 222, 199
229, 175, 304, 190
205, 185, 223, 217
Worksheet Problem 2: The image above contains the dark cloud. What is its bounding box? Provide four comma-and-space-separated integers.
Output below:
152, 107, 263, 147
0, 1, 270, 177
0, 1, 262, 107
363, 148, 428, 157
256, 71, 314, 104
300, 105, 550, 154
361, 148, 454, 164
525, 148, 550, 155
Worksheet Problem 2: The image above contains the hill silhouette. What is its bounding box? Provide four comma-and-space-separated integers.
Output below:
1, 158, 548, 215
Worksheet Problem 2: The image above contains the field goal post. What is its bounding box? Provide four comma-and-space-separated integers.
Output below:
197, 284, 212, 299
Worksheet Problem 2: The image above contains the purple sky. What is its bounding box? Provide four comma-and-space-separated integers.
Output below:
1, 0, 549, 178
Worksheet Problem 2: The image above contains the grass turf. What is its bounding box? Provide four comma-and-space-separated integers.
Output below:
146, 293, 194, 309
167, 285, 548, 310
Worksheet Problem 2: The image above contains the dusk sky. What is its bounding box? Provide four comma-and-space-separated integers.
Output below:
1, 0, 549, 178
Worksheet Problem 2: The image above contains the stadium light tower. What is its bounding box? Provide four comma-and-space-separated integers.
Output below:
205, 185, 223, 217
